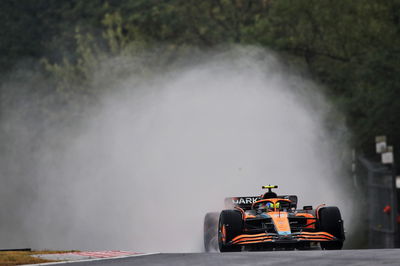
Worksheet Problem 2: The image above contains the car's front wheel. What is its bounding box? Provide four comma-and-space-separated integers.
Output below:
218, 210, 242, 252
318, 206, 345, 250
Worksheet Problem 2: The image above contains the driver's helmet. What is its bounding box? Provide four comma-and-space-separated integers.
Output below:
257, 201, 280, 212
257, 202, 274, 212
266, 202, 274, 211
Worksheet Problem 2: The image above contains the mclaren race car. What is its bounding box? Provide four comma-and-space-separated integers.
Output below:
204, 186, 345, 252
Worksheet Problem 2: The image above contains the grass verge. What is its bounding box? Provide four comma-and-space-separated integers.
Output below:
0, 250, 78, 265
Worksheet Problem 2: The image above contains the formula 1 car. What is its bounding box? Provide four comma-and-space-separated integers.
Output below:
204, 186, 345, 252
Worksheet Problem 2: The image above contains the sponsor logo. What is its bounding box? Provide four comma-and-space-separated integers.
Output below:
272, 213, 288, 218
232, 197, 259, 204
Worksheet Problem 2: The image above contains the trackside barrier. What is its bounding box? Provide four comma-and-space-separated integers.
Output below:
358, 156, 399, 248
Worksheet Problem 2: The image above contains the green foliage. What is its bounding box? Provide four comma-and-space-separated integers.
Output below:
1, 0, 400, 160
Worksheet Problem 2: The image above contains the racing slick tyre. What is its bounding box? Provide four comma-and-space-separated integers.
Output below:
318, 206, 345, 250
218, 210, 242, 252
204, 212, 219, 252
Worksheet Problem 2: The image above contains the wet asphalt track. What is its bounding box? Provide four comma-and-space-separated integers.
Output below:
65, 249, 400, 266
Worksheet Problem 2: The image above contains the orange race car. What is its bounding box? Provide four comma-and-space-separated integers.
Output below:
204, 186, 345, 252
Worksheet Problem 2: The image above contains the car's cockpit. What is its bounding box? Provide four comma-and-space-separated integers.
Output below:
252, 199, 293, 213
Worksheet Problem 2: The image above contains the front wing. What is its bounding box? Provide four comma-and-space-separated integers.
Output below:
229, 231, 337, 245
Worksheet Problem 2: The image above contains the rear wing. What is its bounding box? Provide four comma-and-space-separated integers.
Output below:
225, 195, 298, 210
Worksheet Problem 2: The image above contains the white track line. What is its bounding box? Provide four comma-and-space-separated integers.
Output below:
23, 252, 159, 266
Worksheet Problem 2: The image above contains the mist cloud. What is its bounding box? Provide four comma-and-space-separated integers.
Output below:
0, 47, 351, 252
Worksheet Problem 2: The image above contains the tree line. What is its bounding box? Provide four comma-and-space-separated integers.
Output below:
1, 0, 400, 164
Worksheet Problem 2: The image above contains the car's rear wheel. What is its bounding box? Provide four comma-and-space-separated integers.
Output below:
218, 210, 242, 252
318, 206, 345, 250
204, 212, 219, 252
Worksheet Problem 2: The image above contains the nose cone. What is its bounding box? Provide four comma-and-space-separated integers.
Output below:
270, 212, 292, 236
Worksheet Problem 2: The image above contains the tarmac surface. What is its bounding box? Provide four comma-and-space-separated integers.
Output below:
40, 249, 400, 266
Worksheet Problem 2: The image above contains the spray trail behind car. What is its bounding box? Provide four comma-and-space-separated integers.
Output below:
5, 48, 350, 252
